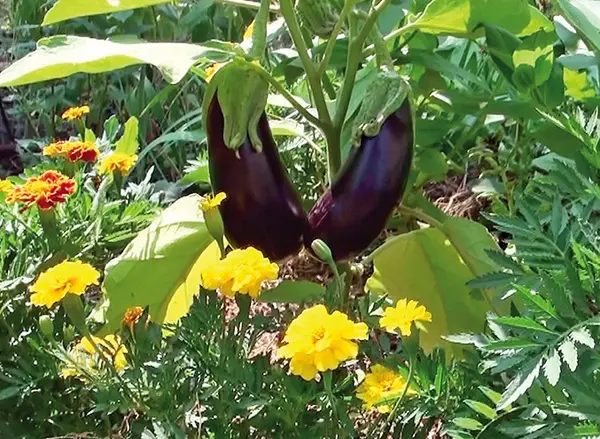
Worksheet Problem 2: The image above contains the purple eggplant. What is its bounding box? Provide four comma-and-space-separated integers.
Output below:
207, 97, 308, 262
305, 99, 414, 262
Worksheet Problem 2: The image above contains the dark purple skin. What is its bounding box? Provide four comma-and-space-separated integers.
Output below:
305, 100, 414, 262
207, 97, 308, 262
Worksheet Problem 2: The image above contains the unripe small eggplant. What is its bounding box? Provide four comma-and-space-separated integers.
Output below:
207, 97, 308, 262
305, 99, 414, 262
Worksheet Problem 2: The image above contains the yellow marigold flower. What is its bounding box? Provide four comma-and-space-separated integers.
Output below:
379, 299, 432, 337
205, 62, 225, 82
0, 179, 13, 194
122, 306, 148, 330
44, 140, 99, 163
6, 170, 76, 210
356, 364, 416, 413
243, 20, 255, 40
30, 260, 100, 308
278, 305, 368, 381
200, 247, 278, 298
200, 192, 227, 212
61, 334, 127, 379
97, 152, 138, 176
61, 105, 90, 121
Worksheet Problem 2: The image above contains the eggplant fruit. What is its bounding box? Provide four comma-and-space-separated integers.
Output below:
305, 99, 414, 262
207, 97, 308, 262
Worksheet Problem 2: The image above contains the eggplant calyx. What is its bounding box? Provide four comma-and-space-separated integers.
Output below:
202, 58, 269, 152
350, 68, 410, 145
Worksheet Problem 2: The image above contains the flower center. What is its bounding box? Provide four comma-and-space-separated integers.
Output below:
312, 327, 326, 343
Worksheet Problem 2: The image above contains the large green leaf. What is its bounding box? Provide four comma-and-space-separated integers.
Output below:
0, 35, 219, 87
412, 0, 552, 37
557, 0, 600, 52
101, 195, 217, 331
366, 218, 506, 355
43, 0, 173, 25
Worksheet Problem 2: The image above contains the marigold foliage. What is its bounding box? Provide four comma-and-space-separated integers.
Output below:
201, 247, 278, 298
43, 140, 99, 163
61, 105, 90, 121
278, 304, 368, 381
380, 299, 432, 336
30, 260, 100, 308
356, 364, 415, 413
200, 192, 227, 212
0, 179, 13, 194
6, 170, 76, 210
61, 334, 127, 379
98, 152, 138, 176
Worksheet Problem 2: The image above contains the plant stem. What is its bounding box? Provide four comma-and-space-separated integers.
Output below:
362, 23, 416, 57
317, 1, 355, 76
397, 205, 444, 229
216, 0, 279, 12
332, 0, 393, 152
279, 0, 332, 128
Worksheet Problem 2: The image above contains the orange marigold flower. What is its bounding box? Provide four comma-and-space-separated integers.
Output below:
97, 152, 138, 176
122, 306, 149, 330
43, 141, 100, 163
0, 179, 13, 194
61, 105, 90, 121
6, 170, 76, 210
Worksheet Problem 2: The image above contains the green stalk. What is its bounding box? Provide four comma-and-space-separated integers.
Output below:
38, 207, 61, 250
370, 27, 394, 70
250, 0, 270, 59
317, 1, 356, 76
362, 23, 416, 57
216, 0, 280, 12
279, 0, 332, 127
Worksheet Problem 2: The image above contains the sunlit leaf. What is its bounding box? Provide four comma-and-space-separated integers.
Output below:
43, 0, 174, 25
101, 195, 216, 331
366, 218, 506, 356
564, 68, 596, 101
557, 0, 600, 52
115, 117, 139, 155
0, 35, 223, 87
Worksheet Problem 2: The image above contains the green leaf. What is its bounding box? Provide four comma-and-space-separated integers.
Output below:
453, 417, 484, 431
564, 68, 596, 101
0, 35, 221, 87
43, 0, 173, 25
412, 0, 473, 35
559, 339, 578, 372
482, 338, 545, 351
512, 30, 555, 90
0, 386, 20, 401
115, 117, 139, 155
366, 218, 506, 355
557, 0, 600, 52
464, 400, 497, 420
101, 195, 217, 331
269, 120, 305, 138
497, 357, 542, 410
259, 280, 325, 304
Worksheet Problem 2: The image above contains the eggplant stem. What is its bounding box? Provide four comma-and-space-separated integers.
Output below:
279, 0, 332, 129
362, 23, 416, 57
317, 0, 356, 77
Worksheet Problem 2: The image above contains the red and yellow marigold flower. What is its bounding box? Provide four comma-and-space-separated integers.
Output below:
6, 170, 76, 210
97, 152, 138, 176
356, 364, 416, 413
122, 306, 149, 330
43, 140, 99, 163
61, 105, 90, 121
0, 179, 13, 194
379, 299, 432, 336
200, 247, 278, 298
61, 334, 128, 379
30, 260, 100, 308
278, 305, 368, 381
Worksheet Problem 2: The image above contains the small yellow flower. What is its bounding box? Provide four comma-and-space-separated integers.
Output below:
200, 192, 227, 212
200, 247, 278, 298
243, 20, 255, 40
0, 179, 13, 194
122, 306, 148, 330
61, 105, 90, 121
278, 305, 368, 381
30, 260, 100, 308
61, 334, 127, 379
379, 299, 432, 336
205, 63, 225, 82
356, 364, 416, 413
97, 152, 138, 176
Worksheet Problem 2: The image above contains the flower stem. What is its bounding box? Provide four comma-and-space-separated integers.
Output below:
38, 207, 61, 250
